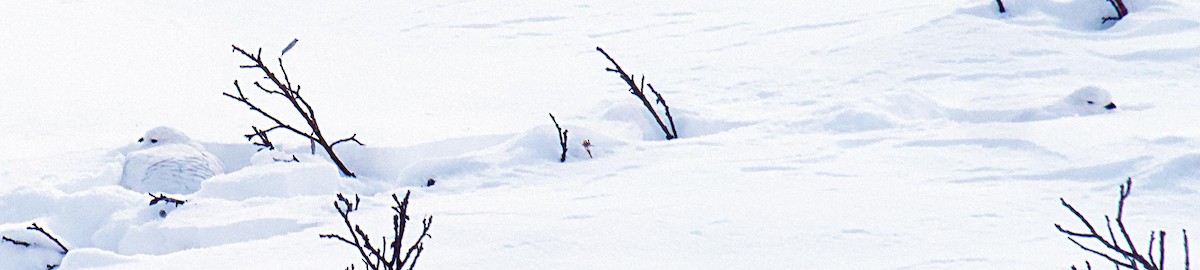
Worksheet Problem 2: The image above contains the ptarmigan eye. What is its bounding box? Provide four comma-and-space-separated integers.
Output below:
150, 139, 159, 144
1086, 101, 1095, 105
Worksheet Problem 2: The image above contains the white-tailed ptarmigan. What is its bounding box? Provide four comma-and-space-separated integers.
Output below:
119, 126, 224, 194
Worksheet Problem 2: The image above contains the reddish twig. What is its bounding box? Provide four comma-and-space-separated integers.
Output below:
1103, 0, 1129, 23
596, 47, 677, 140
581, 139, 593, 158
148, 193, 187, 207
647, 84, 677, 138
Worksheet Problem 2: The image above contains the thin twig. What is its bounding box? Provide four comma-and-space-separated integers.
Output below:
1150, 231, 1159, 269
322, 192, 431, 270
1057, 178, 1171, 270
647, 84, 677, 138
549, 113, 568, 162
27, 223, 68, 254
227, 44, 360, 177
1186, 229, 1191, 270
148, 193, 187, 207
2, 236, 30, 247
332, 134, 365, 147
596, 47, 676, 140
246, 126, 275, 150
1103, 0, 1129, 23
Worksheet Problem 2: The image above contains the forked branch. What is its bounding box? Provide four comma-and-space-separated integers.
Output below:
1057, 178, 1192, 270
1, 223, 70, 269
549, 113, 568, 162
148, 193, 187, 207
1103, 0, 1129, 23
321, 191, 432, 270
224, 43, 362, 177
596, 47, 678, 140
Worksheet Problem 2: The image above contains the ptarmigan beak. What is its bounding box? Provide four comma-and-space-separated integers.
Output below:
1104, 103, 1117, 110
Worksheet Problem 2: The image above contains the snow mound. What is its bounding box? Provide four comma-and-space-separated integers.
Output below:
193, 162, 360, 200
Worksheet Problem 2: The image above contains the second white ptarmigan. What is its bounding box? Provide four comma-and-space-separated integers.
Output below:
119, 126, 225, 194
1014, 85, 1117, 121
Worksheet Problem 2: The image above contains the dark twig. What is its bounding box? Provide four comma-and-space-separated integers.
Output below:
596, 47, 678, 140
1054, 178, 1198, 270
246, 126, 275, 150
996, 0, 1006, 13
322, 191, 432, 270
148, 193, 187, 207
225, 43, 361, 177
1161, 231, 1168, 270
1186, 229, 1191, 270
26, 223, 68, 255
1103, 0, 1129, 23
2, 224, 70, 269
2, 236, 30, 247
332, 134, 365, 148
549, 113, 568, 162
647, 84, 677, 138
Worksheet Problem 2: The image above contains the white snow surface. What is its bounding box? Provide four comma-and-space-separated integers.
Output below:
2, 0, 1200, 269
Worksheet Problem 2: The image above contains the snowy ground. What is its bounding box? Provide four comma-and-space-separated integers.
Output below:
3, 0, 1200, 269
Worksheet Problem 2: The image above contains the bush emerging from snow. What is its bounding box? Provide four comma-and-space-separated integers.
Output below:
1056, 178, 1191, 270
321, 191, 432, 270
223, 42, 365, 178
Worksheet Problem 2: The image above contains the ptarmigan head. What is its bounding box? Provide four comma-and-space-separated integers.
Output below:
1063, 86, 1117, 114
137, 126, 193, 148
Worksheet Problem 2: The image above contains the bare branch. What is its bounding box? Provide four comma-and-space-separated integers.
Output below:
2, 236, 30, 247
26, 223, 68, 254
1056, 178, 1176, 270
996, 0, 1006, 13
549, 113, 568, 162
1160, 231, 1167, 270
228, 43, 360, 177
322, 191, 431, 270
148, 193, 187, 207
1150, 231, 1159, 269
245, 126, 276, 150
647, 84, 677, 138
332, 134, 365, 147
1103, 0, 1129, 23
596, 47, 677, 140
321, 234, 357, 246
1067, 237, 1136, 268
